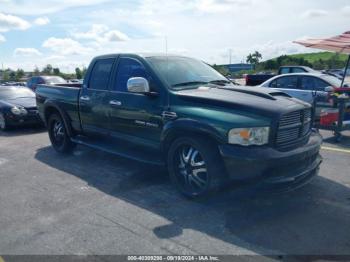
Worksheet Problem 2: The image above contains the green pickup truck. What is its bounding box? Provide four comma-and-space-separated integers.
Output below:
36, 53, 322, 198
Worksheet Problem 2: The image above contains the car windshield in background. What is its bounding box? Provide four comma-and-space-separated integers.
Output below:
43, 76, 67, 84
320, 74, 346, 87
0, 88, 35, 100
146, 56, 230, 89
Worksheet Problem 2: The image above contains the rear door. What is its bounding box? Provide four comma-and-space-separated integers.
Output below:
269, 75, 312, 102
108, 56, 164, 148
79, 58, 115, 135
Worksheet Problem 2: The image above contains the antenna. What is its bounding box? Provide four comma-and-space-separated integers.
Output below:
165, 36, 168, 55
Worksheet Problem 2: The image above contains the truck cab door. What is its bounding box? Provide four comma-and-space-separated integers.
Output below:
108, 57, 164, 148
79, 58, 115, 135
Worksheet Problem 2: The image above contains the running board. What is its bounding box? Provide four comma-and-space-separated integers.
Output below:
71, 135, 165, 166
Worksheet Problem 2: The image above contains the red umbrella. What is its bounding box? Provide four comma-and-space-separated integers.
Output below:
294, 31, 350, 87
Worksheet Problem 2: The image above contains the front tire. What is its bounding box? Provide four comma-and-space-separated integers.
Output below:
48, 113, 74, 153
167, 136, 226, 198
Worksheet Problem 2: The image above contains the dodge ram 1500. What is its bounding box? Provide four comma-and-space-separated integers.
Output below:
36, 54, 322, 198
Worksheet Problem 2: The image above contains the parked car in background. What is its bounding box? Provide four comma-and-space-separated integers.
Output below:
0, 87, 42, 130
323, 69, 344, 80
246, 66, 318, 86
36, 53, 322, 198
259, 73, 350, 117
68, 79, 83, 84
1, 82, 26, 87
27, 76, 67, 91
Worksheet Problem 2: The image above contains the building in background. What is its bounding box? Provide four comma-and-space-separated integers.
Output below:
221, 63, 254, 73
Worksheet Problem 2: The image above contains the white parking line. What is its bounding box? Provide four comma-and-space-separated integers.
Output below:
321, 146, 350, 154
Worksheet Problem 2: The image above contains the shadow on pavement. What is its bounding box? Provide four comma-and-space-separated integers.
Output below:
0, 125, 46, 137
35, 145, 350, 256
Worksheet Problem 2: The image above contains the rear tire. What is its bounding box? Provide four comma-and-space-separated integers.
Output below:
167, 136, 227, 198
48, 113, 74, 153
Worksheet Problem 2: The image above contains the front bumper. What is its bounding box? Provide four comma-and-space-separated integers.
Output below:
219, 131, 322, 191
5, 111, 43, 127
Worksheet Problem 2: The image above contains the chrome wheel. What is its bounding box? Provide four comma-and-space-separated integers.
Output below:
51, 119, 65, 146
175, 145, 208, 195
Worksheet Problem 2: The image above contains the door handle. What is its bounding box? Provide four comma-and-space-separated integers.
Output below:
80, 95, 90, 101
109, 100, 122, 106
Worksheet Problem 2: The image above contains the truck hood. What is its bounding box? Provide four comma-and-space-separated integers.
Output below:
175, 85, 310, 118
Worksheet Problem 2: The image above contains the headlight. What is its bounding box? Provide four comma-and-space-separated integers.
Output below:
228, 127, 270, 146
11, 106, 27, 115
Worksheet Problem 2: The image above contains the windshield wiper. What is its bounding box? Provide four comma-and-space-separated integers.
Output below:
172, 81, 208, 87
208, 80, 231, 86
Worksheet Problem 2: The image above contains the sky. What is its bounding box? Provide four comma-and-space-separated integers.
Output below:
0, 0, 349, 73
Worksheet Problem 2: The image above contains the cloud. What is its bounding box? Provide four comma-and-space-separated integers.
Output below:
0, 0, 110, 15
195, 0, 252, 13
14, 48, 42, 57
42, 37, 93, 55
74, 24, 108, 40
34, 17, 50, 26
73, 24, 129, 42
0, 34, 5, 43
342, 6, 350, 16
302, 9, 328, 19
0, 12, 31, 32
104, 30, 129, 42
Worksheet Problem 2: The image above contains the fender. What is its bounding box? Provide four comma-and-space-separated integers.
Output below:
160, 118, 225, 152
43, 100, 75, 137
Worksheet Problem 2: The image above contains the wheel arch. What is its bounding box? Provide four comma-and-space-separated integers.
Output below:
43, 101, 74, 137
160, 119, 225, 155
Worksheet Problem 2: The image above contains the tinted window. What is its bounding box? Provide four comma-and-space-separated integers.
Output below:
114, 58, 148, 92
89, 58, 114, 90
273, 76, 298, 89
37, 77, 45, 84
291, 68, 306, 73
301, 76, 328, 91
279, 68, 290, 74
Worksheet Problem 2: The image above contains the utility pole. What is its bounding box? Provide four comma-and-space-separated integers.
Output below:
229, 49, 232, 64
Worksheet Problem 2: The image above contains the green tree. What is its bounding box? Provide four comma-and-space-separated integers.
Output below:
9, 71, 16, 81
246, 51, 262, 68
75, 67, 82, 79
15, 69, 25, 81
33, 66, 40, 76
53, 68, 60, 75
42, 64, 53, 75
2, 70, 10, 82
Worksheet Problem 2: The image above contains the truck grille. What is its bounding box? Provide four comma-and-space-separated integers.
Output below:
276, 108, 312, 150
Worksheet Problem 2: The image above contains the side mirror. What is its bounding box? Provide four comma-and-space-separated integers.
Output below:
324, 86, 334, 92
127, 77, 150, 94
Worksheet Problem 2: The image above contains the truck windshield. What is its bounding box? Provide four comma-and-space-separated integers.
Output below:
146, 56, 230, 90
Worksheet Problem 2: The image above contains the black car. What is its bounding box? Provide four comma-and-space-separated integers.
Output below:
26, 76, 67, 91
0, 87, 42, 130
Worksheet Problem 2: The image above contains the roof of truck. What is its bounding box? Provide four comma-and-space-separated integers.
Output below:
92, 53, 193, 60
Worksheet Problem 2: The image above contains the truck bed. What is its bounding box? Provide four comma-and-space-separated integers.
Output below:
36, 84, 82, 132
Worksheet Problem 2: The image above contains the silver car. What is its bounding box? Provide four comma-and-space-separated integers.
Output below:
259, 73, 347, 104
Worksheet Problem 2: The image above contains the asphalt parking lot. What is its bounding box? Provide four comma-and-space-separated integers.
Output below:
0, 128, 349, 256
